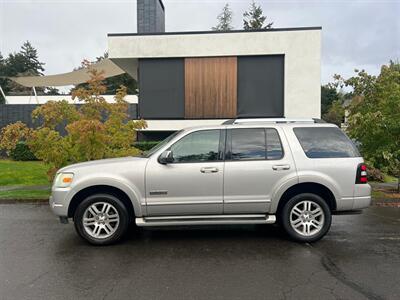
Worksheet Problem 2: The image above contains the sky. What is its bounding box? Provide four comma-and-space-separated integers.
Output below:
0, 0, 399, 90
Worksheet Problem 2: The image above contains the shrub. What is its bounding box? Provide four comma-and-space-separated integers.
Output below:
134, 141, 160, 151
367, 166, 385, 182
0, 62, 147, 179
0, 121, 32, 156
28, 127, 70, 178
10, 141, 37, 161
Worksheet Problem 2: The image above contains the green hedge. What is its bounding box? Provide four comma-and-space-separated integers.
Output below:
134, 141, 160, 151
10, 142, 37, 161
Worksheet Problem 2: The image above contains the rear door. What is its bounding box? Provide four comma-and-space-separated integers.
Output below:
223, 127, 295, 213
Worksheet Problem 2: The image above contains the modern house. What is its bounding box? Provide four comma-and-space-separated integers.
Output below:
1, 0, 322, 142
108, 0, 321, 140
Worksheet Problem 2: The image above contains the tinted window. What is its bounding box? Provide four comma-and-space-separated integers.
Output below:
266, 129, 284, 160
170, 130, 220, 162
294, 127, 360, 158
231, 128, 266, 160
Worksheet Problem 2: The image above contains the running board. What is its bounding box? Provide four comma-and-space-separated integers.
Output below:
136, 214, 276, 227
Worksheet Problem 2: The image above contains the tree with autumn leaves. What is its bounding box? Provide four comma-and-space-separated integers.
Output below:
334, 61, 400, 188
0, 61, 146, 178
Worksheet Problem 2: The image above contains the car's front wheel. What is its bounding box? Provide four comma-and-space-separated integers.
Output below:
281, 193, 332, 243
74, 194, 130, 245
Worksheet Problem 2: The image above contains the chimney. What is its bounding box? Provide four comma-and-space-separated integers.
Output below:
137, 0, 165, 33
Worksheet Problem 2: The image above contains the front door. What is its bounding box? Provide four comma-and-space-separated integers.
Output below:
223, 127, 293, 213
145, 129, 224, 216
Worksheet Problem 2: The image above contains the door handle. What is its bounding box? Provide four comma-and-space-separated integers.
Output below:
200, 167, 219, 173
272, 164, 290, 171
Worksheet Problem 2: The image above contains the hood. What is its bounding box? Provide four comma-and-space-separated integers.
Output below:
58, 156, 147, 173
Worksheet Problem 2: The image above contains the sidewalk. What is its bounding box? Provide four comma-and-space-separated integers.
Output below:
370, 181, 400, 208
370, 181, 399, 190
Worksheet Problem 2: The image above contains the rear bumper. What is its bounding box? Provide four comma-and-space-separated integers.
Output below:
352, 195, 372, 209
336, 184, 372, 210
333, 195, 371, 215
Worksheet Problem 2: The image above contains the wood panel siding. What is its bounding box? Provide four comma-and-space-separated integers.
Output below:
185, 57, 237, 118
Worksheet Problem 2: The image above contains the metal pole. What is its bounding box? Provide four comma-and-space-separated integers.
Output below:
0, 85, 7, 104
32, 86, 39, 104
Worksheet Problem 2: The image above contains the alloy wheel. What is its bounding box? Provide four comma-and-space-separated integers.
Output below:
289, 200, 325, 237
82, 202, 120, 239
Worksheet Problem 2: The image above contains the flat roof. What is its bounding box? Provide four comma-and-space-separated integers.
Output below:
108, 26, 322, 37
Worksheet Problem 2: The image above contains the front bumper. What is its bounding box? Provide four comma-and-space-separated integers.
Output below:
49, 187, 71, 217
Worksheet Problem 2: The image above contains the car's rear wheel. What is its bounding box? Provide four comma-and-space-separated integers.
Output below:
281, 193, 331, 243
74, 194, 130, 245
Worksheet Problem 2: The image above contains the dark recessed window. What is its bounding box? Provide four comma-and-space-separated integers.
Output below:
293, 127, 360, 158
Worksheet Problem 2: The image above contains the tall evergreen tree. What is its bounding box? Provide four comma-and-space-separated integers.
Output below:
0, 41, 46, 97
20, 41, 45, 76
243, 1, 273, 30
321, 84, 340, 115
212, 3, 234, 31
44, 87, 61, 95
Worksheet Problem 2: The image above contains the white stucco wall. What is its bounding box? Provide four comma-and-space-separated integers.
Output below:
108, 28, 321, 118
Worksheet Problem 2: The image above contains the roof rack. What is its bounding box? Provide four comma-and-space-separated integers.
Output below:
222, 118, 325, 125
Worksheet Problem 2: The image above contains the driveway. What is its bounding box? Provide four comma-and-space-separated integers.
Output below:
0, 204, 399, 300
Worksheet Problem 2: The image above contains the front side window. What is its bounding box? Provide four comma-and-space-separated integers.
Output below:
170, 130, 221, 163
144, 130, 183, 158
230, 128, 266, 160
294, 127, 360, 158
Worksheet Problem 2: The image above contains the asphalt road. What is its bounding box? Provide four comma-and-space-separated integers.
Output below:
0, 204, 399, 300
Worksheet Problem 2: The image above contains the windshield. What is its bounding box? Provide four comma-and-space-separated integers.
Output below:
143, 130, 183, 158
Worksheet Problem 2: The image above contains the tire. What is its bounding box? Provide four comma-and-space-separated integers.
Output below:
281, 193, 332, 243
74, 194, 130, 245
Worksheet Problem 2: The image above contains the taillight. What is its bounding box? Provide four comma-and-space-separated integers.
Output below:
355, 163, 368, 184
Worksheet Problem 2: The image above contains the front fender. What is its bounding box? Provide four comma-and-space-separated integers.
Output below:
67, 175, 145, 217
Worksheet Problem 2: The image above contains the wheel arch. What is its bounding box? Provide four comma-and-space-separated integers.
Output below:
274, 182, 337, 217
68, 185, 137, 219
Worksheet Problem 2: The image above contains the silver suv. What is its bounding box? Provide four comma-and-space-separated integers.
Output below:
50, 119, 371, 245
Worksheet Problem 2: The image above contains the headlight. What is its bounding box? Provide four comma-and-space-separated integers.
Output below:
54, 173, 74, 188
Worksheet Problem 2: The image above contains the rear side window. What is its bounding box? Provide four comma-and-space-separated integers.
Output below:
231, 128, 266, 160
228, 128, 284, 160
266, 129, 284, 160
293, 127, 360, 158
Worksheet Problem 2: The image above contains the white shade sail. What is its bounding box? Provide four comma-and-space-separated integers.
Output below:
4, 59, 125, 87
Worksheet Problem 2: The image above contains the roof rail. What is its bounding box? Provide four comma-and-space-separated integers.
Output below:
222, 118, 324, 125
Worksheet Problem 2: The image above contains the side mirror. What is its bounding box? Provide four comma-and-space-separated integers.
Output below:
158, 150, 174, 164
